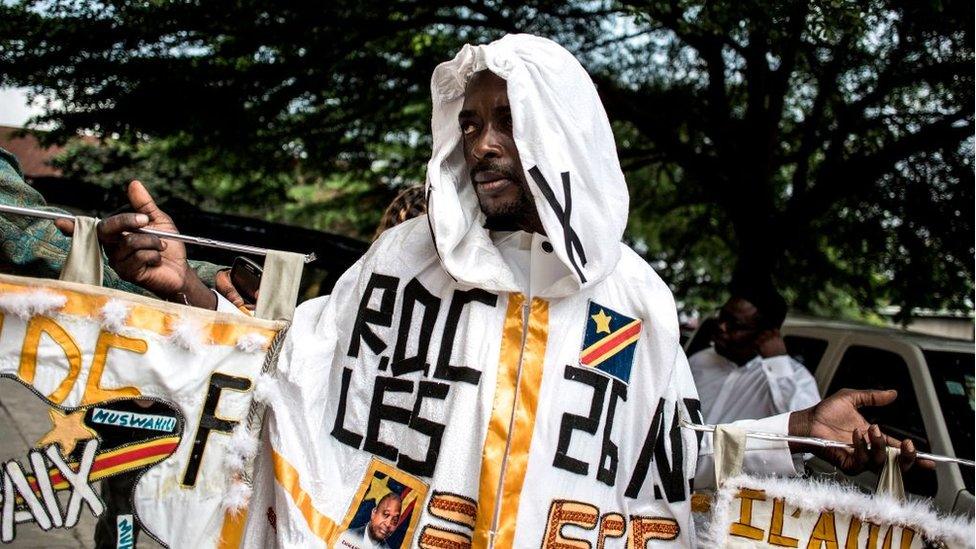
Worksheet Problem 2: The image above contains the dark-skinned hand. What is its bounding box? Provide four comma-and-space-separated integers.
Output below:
788, 389, 935, 474
756, 328, 788, 358
215, 269, 255, 312
55, 181, 216, 310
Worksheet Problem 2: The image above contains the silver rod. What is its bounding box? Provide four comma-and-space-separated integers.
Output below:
681, 421, 975, 467
0, 203, 317, 264
0, 203, 71, 221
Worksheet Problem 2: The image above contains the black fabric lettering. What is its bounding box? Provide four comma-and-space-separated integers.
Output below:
392, 278, 441, 377
527, 167, 587, 283
331, 367, 363, 449
683, 398, 703, 446
347, 273, 399, 358
624, 398, 665, 498
182, 373, 251, 487
397, 381, 449, 477
683, 398, 704, 494
596, 378, 628, 486
553, 365, 609, 476
653, 402, 686, 503
362, 376, 413, 461
432, 288, 497, 385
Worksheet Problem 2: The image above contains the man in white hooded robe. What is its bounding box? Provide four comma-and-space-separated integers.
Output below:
88, 33, 923, 549
233, 35, 917, 548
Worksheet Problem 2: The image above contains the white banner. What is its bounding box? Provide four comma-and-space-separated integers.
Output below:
0, 273, 287, 547
700, 470, 973, 548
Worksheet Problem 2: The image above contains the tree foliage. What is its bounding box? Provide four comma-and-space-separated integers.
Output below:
1, 0, 971, 317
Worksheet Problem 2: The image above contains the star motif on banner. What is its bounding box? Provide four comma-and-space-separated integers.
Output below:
364, 475, 392, 503
36, 408, 98, 458
591, 309, 612, 334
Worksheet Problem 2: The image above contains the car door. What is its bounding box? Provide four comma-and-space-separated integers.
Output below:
807, 337, 942, 504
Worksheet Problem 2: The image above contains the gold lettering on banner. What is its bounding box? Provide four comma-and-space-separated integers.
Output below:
881, 525, 894, 549
730, 488, 767, 540
15, 316, 146, 405
768, 497, 799, 547
541, 500, 598, 549
19, 316, 83, 404
898, 527, 916, 549
806, 511, 839, 549
845, 516, 862, 549
865, 521, 882, 548
81, 331, 146, 404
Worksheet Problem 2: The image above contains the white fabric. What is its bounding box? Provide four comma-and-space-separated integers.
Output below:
0, 274, 284, 547
712, 425, 746, 487
702, 474, 974, 548
214, 289, 241, 313
689, 347, 821, 424
491, 230, 571, 298
242, 34, 799, 548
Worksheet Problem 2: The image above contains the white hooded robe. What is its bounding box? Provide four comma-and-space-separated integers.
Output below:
240, 34, 796, 549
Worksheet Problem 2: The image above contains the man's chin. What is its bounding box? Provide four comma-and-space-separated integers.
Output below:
479, 196, 525, 219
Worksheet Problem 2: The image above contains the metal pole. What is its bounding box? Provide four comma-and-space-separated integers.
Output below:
681, 421, 974, 467
0, 203, 317, 263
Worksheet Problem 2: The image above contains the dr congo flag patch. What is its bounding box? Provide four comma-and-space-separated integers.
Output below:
579, 301, 642, 383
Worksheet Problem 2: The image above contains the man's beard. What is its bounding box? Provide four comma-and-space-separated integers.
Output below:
470, 160, 534, 221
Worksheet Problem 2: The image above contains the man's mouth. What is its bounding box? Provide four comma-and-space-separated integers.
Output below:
473, 170, 515, 193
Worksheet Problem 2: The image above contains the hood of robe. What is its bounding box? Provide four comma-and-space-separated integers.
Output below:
425, 34, 629, 299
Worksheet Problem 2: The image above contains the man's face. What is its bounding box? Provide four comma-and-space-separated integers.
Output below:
712, 297, 762, 365
367, 495, 401, 541
459, 70, 534, 223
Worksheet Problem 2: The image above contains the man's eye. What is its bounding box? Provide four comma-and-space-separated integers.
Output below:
460, 122, 477, 135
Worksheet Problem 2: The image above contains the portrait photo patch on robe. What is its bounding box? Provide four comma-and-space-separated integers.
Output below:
334, 458, 429, 549
579, 301, 642, 383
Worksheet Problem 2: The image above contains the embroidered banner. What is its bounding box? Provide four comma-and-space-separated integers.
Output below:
701, 474, 974, 548
0, 273, 289, 547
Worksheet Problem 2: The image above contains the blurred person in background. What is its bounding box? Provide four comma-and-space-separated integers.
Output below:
373, 184, 427, 240
688, 271, 820, 425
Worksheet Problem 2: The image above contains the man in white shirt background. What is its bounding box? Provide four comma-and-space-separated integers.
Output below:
689, 274, 821, 425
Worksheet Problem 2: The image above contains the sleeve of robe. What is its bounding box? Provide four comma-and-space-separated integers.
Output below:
668, 350, 802, 491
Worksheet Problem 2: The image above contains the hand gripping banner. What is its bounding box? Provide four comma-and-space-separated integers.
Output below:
698, 426, 974, 548
0, 216, 304, 547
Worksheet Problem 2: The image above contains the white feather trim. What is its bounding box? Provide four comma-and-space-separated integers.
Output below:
253, 373, 281, 405
169, 318, 205, 350
702, 474, 975, 548
236, 332, 269, 353
0, 291, 67, 320
222, 423, 259, 472
221, 478, 252, 513
99, 299, 130, 333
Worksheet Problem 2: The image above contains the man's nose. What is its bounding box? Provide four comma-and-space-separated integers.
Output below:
472, 125, 504, 161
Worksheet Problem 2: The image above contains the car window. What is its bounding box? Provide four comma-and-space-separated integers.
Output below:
783, 335, 828, 375
923, 349, 975, 493
826, 345, 937, 497
684, 317, 716, 357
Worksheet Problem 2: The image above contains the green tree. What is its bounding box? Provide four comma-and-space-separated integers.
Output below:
2, 0, 971, 317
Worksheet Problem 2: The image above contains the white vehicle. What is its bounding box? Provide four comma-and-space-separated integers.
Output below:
684, 316, 974, 515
